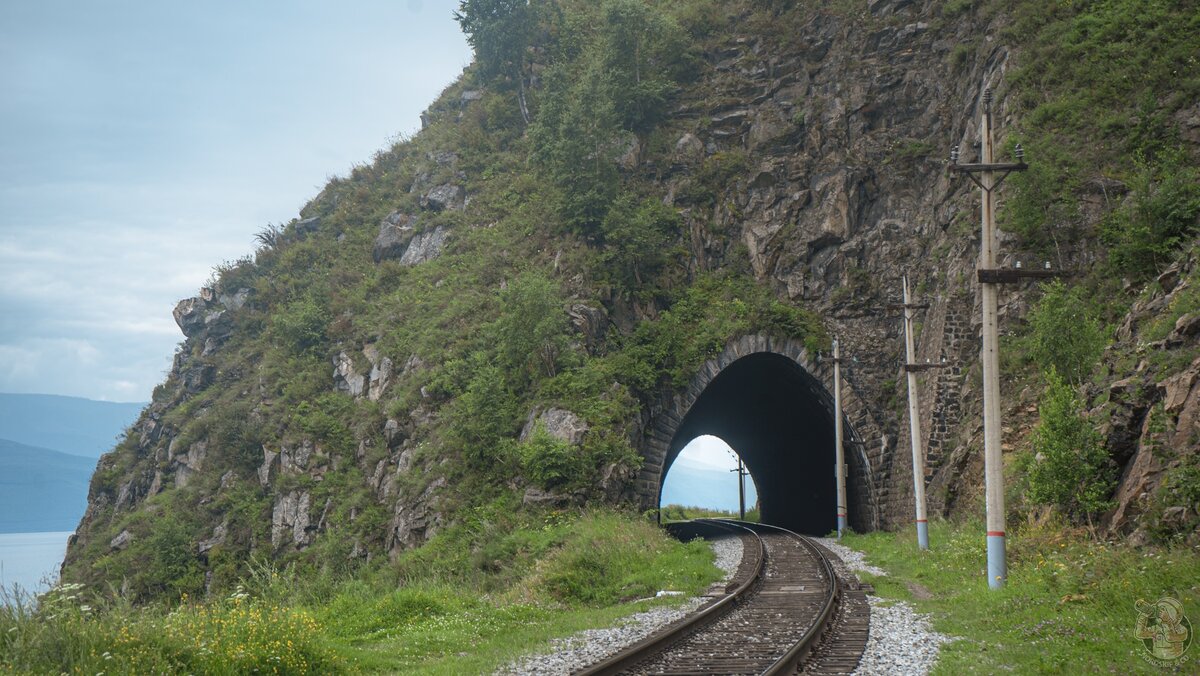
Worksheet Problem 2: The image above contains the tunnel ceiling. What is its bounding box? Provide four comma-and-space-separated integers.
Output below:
658, 352, 839, 535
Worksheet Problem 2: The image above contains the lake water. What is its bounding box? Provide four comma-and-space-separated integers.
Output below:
0, 531, 72, 598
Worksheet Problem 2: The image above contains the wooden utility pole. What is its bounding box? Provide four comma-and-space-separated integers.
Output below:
949, 87, 1028, 589
833, 338, 847, 539
730, 457, 747, 520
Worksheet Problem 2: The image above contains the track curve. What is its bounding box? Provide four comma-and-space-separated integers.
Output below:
576, 519, 865, 675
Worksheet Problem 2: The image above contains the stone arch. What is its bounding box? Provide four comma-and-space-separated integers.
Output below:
637, 334, 879, 533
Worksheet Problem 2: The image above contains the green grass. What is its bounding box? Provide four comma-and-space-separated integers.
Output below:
842, 519, 1200, 674
0, 583, 341, 675
328, 589, 688, 674
2, 510, 723, 674
660, 504, 760, 522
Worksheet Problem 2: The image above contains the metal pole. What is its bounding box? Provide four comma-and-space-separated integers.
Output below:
833, 338, 847, 539
979, 89, 1006, 589
903, 275, 930, 550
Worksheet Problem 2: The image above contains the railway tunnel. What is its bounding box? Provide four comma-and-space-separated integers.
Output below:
641, 335, 874, 535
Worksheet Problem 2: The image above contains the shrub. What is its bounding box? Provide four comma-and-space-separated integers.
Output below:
518, 421, 585, 490
1148, 464, 1200, 541
1026, 369, 1115, 526
599, 192, 683, 291
445, 361, 520, 468
494, 272, 572, 383
1024, 280, 1107, 385
270, 296, 330, 354
1102, 153, 1200, 280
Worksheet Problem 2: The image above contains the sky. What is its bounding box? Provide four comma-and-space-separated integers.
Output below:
0, 1, 472, 402
663, 435, 760, 509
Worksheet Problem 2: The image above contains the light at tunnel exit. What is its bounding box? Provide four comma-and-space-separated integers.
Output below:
660, 435, 759, 513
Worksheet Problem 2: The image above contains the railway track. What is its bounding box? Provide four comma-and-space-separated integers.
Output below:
576, 519, 868, 675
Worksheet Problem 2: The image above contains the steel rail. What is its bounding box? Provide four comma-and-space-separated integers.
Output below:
575, 519, 766, 676
758, 522, 841, 675
575, 518, 844, 675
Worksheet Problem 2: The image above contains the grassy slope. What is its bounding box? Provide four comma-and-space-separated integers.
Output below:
2, 510, 722, 674
843, 520, 1200, 674
61, 0, 823, 603
28, 0, 1200, 671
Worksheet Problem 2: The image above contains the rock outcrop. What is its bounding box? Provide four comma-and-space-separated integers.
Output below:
521, 407, 589, 446
61, 1, 1199, 602
398, 226, 449, 266
1100, 250, 1200, 543
372, 210, 450, 266
373, 211, 418, 263
272, 490, 312, 548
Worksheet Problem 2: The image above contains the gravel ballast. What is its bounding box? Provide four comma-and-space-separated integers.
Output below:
816, 537, 955, 675
500, 533, 951, 675
496, 534, 743, 676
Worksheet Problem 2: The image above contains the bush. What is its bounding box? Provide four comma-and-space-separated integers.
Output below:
1026, 369, 1115, 526
0, 584, 339, 674
445, 361, 520, 468
518, 421, 585, 490
599, 192, 683, 291
1102, 153, 1200, 280
494, 272, 572, 384
270, 296, 330, 354
1024, 280, 1107, 385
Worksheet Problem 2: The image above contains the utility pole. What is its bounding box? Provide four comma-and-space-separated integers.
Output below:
833, 338, 847, 539
949, 87, 1027, 589
884, 283, 949, 551
901, 274, 945, 551
730, 458, 747, 520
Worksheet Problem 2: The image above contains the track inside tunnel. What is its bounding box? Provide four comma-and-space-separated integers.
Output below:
656, 352, 844, 535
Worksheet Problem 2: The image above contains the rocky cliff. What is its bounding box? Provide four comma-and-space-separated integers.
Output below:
64, 0, 1200, 599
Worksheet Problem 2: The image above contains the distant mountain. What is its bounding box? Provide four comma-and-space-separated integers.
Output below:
0, 393, 143, 458
0, 438, 95, 533
660, 460, 759, 514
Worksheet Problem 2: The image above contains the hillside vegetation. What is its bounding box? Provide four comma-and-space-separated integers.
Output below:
2, 0, 1196, 671
48, 0, 1199, 633
64, 0, 828, 602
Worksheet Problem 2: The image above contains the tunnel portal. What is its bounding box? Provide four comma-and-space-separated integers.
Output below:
639, 335, 873, 535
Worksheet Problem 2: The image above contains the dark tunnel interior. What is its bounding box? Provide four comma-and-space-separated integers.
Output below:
657, 353, 839, 535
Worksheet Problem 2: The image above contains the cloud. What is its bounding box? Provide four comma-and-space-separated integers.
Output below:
0, 2, 472, 401
673, 435, 741, 471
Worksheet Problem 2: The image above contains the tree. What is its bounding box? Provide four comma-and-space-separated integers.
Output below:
1026, 280, 1106, 386
595, 0, 690, 133
529, 57, 621, 233
494, 272, 571, 383
600, 192, 681, 290
454, 0, 539, 123
1027, 369, 1114, 526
